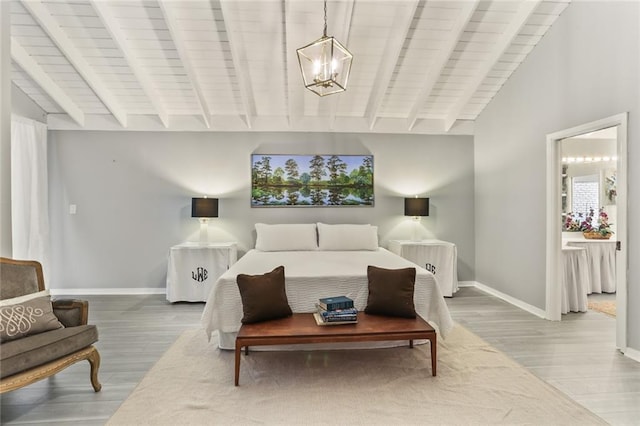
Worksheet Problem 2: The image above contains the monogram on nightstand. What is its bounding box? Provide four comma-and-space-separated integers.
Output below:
166, 242, 238, 302
388, 239, 458, 297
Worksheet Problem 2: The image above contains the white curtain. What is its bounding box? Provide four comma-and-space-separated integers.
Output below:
10, 114, 50, 280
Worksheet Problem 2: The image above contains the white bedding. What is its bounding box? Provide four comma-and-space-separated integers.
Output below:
201, 248, 454, 349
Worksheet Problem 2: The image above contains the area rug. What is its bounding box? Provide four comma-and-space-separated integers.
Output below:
589, 300, 616, 317
107, 325, 606, 425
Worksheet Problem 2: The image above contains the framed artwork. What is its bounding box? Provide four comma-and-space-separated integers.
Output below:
603, 169, 617, 205
251, 154, 374, 207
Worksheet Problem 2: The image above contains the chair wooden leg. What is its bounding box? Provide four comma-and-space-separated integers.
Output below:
87, 346, 102, 392
0, 346, 103, 394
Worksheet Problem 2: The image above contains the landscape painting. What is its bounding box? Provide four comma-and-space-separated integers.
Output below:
251, 154, 374, 207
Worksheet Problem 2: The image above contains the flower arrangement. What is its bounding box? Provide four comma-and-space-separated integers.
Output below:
565, 207, 613, 237
563, 211, 588, 231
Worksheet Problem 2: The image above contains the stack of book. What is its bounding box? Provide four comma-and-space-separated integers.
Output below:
314, 296, 358, 326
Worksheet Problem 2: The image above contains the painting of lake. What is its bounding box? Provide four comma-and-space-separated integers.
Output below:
251, 154, 374, 207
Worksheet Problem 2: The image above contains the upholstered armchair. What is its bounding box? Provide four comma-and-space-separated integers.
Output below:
0, 257, 101, 393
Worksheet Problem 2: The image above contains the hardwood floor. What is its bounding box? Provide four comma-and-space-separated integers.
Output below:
448, 287, 639, 425
1, 287, 638, 425
0, 295, 203, 426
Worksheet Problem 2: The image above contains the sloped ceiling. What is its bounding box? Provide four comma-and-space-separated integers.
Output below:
10, 0, 570, 134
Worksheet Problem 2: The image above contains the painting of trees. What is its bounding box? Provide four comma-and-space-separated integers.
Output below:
251, 156, 272, 185
326, 155, 347, 184
284, 159, 299, 182
309, 155, 326, 182
251, 154, 374, 207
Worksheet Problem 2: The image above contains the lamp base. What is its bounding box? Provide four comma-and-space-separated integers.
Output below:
199, 219, 209, 244
411, 217, 422, 242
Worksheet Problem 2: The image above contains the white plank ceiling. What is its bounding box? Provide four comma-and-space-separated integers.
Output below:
10, 0, 571, 134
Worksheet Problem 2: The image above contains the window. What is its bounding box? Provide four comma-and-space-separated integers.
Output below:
572, 174, 599, 218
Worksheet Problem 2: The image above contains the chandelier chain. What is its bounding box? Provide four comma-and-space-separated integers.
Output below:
323, 0, 327, 37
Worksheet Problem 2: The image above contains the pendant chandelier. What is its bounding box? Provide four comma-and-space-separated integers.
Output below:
296, 0, 353, 97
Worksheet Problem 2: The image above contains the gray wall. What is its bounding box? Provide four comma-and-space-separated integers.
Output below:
47, 131, 474, 291
474, 1, 639, 350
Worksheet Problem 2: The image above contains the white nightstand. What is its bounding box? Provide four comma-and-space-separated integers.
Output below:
388, 239, 458, 297
166, 242, 238, 302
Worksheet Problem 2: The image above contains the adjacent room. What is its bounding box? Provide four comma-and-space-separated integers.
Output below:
1, 0, 639, 425
561, 126, 619, 317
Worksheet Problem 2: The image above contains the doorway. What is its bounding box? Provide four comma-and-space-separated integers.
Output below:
545, 113, 628, 351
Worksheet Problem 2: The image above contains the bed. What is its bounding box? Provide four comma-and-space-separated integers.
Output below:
201, 223, 455, 350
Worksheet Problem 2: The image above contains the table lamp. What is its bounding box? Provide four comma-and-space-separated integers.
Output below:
405, 197, 429, 241
192, 197, 218, 243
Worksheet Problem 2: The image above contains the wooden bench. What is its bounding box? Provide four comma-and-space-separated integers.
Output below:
234, 313, 437, 385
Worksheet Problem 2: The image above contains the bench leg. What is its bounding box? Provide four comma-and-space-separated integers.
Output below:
430, 335, 437, 376
409, 339, 414, 348
235, 343, 242, 386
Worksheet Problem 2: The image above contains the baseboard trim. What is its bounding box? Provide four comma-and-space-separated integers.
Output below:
622, 346, 640, 362
463, 281, 639, 362
467, 281, 547, 319
49, 288, 166, 296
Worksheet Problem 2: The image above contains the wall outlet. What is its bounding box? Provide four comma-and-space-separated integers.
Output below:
69, 204, 77, 215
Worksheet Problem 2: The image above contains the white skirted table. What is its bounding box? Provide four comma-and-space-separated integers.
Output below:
565, 238, 616, 294
388, 239, 458, 297
166, 242, 238, 302
561, 246, 589, 314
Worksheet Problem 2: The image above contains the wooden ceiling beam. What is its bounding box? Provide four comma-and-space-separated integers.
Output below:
326, 0, 355, 130
11, 38, 84, 126
406, 0, 479, 131
283, 0, 305, 129
218, 0, 256, 129
20, 0, 127, 127
158, 1, 211, 129
365, 0, 420, 130
91, 1, 169, 128
443, 0, 542, 131
46, 113, 475, 135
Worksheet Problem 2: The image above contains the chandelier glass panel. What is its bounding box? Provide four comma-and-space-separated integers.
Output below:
297, 1, 353, 96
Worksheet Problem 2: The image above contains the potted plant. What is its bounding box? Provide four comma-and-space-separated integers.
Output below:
581, 208, 614, 239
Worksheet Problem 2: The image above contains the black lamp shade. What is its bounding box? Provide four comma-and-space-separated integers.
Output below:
191, 198, 218, 218
404, 197, 429, 217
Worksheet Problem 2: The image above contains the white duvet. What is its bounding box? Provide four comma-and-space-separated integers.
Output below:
201, 248, 454, 349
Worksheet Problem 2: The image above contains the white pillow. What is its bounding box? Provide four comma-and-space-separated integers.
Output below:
255, 223, 318, 251
317, 223, 378, 251
0, 289, 50, 306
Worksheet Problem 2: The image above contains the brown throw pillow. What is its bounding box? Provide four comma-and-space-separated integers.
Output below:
0, 295, 65, 343
365, 265, 417, 318
237, 265, 292, 324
